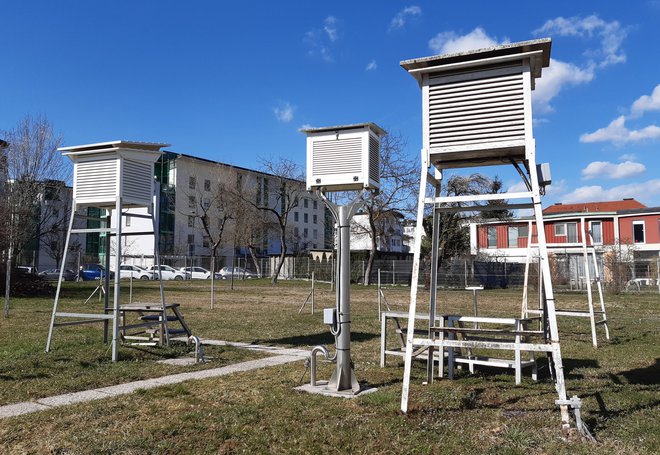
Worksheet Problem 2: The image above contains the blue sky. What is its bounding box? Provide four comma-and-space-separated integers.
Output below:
2, 1, 659, 207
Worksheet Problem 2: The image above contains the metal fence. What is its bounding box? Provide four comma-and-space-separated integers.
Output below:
73, 250, 659, 294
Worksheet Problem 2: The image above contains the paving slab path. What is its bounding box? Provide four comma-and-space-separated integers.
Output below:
0, 340, 310, 420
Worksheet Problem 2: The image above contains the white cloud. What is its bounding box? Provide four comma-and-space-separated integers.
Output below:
534, 15, 627, 67
533, 59, 594, 114
630, 84, 660, 117
273, 102, 294, 123
300, 123, 313, 130
304, 16, 340, 62
389, 5, 422, 30
365, 60, 377, 71
562, 179, 660, 204
324, 16, 338, 42
428, 27, 508, 54
618, 153, 637, 161
580, 115, 660, 144
581, 160, 646, 180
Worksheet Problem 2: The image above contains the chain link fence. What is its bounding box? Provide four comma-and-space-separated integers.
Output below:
71, 250, 658, 294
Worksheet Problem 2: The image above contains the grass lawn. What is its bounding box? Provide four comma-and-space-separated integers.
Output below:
0, 279, 657, 454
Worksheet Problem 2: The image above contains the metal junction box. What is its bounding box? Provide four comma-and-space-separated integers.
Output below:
302, 123, 386, 192
400, 39, 551, 169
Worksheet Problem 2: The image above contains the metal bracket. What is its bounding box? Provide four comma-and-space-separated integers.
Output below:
555, 396, 596, 442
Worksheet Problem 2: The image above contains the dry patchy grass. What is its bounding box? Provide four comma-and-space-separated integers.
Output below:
0, 279, 657, 454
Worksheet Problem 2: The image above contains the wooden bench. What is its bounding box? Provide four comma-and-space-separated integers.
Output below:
430, 316, 541, 384
119, 303, 191, 345
380, 311, 446, 367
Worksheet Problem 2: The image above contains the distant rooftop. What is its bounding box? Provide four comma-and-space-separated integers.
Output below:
543, 199, 646, 215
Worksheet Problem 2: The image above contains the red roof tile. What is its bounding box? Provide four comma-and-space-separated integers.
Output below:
543, 199, 646, 215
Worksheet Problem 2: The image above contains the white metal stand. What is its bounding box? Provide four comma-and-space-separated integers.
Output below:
45, 195, 167, 362
523, 221, 610, 347
400, 144, 572, 429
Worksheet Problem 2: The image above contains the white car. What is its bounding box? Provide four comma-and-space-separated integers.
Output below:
147, 265, 189, 281
179, 266, 212, 279
118, 264, 154, 280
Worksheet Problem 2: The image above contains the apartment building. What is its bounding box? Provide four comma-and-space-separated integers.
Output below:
113, 151, 328, 266
468, 198, 660, 282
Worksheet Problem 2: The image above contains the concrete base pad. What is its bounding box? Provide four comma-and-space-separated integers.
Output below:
157, 357, 199, 366
294, 381, 378, 399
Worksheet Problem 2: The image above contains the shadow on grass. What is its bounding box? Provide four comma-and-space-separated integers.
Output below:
614, 357, 659, 385
562, 357, 600, 379
253, 331, 378, 347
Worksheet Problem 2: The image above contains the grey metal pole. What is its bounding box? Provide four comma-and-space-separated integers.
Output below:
311, 271, 315, 315
327, 204, 359, 392
112, 198, 122, 362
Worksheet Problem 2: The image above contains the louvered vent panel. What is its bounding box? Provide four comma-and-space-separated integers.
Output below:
369, 135, 380, 184
312, 137, 362, 175
122, 159, 153, 202
428, 72, 526, 148
75, 159, 117, 200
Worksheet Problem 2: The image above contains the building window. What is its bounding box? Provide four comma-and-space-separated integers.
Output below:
188, 215, 195, 228
487, 226, 497, 248
590, 221, 602, 244
202, 236, 210, 248
633, 220, 645, 243
204, 179, 211, 192
554, 223, 566, 236
294, 212, 299, 222
189, 176, 196, 189
518, 225, 529, 239
304, 198, 308, 208
313, 214, 317, 224
508, 226, 519, 248
125, 215, 131, 227
313, 229, 318, 240
203, 198, 210, 210
313, 200, 318, 210
304, 213, 308, 223
189, 195, 196, 209
294, 227, 299, 237
188, 234, 195, 244
304, 228, 308, 238
567, 222, 578, 243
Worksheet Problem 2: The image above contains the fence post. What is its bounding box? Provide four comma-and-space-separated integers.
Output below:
392, 260, 396, 285
311, 271, 315, 315
378, 268, 381, 321
362, 260, 365, 285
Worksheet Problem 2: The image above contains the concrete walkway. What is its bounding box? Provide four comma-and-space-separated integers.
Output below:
0, 341, 309, 420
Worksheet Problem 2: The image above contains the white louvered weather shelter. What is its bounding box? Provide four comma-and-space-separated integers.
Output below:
397, 39, 589, 433
303, 123, 385, 191
46, 141, 170, 362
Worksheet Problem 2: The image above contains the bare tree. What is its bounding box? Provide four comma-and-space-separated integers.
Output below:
420, 173, 512, 270
2, 115, 68, 316
351, 133, 419, 285
241, 158, 305, 284
181, 171, 237, 307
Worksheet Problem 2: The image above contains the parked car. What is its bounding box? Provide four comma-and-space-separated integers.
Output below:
17, 266, 38, 275
38, 268, 77, 281
118, 264, 154, 280
146, 264, 189, 280
79, 264, 114, 281
179, 266, 212, 279
217, 266, 257, 280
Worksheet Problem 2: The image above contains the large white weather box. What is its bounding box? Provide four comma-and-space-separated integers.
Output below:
302, 123, 386, 192
59, 140, 169, 210
400, 39, 551, 169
